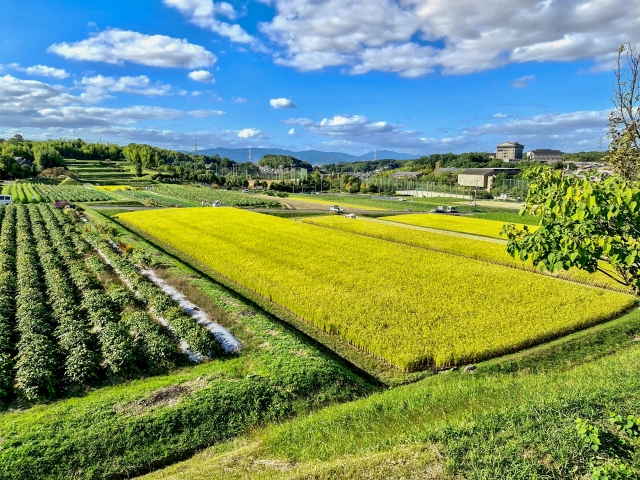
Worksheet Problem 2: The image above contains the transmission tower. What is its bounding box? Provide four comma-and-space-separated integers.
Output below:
194, 139, 199, 157
597, 136, 604, 151
374, 148, 377, 161
248, 147, 252, 163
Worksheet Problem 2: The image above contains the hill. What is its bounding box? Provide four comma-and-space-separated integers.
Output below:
196, 147, 420, 164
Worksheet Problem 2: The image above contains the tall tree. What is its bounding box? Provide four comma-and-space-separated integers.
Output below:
607, 43, 640, 180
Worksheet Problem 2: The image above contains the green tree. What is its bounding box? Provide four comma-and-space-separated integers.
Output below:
503, 167, 640, 294
606, 43, 640, 180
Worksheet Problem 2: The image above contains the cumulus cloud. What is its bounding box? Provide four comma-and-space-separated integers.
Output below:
188, 70, 215, 82
48, 28, 216, 68
510, 75, 536, 88
78, 75, 172, 97
493, 113, 509, 118
282, 114, 429, 149
288, 127, 298, 136
9, 64, 69, 79
163, 0, 255, 44
0, 74, 223, 129
270, 98, 297, 109
232, 96, 248, 103
260, 0, 637, 77
237, 128, 270, 139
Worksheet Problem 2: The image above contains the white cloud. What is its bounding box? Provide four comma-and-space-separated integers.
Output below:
260, 0, 637, 77
288, 127, 298, 136
510, 75, 536, 88
178, 89, 188, 95
492, 113, 509, 118
232, 96, 247, 103
237, 128, 270, 139
282, 114, 429, 149
9, 64, 69, 79
48, 28, 216, 68
78, 75, 172, 97
87, 21, 97, 27
188, 70, 215, 82
0, 74, 223, 129
270, 97, 297, 109
163, 0, 255, 44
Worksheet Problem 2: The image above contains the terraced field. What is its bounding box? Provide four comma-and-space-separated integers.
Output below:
300, 215, 629, 292
383, 212, 535, 238
118, 208, 635, 371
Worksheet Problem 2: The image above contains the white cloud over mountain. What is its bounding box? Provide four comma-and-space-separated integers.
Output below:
260, 0, 639, 77
237, 127, 270, 139
48, 29, 216, 68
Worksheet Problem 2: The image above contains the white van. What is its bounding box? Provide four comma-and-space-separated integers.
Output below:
0, 195, 12, 205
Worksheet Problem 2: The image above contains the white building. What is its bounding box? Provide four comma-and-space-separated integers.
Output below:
526, 149, 564, 163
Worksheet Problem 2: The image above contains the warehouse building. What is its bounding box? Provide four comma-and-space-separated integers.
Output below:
457, 168, 520, 191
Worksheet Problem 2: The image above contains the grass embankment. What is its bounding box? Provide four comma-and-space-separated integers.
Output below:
300, 216, 630, 293
0, 209, 372, 480
117, 208, 634, 372
142, 309, 640, 480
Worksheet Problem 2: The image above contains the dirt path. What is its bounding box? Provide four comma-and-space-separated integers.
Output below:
360, 216, 508, 244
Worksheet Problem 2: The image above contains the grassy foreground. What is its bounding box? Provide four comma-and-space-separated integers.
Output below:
142, 309, 640, 479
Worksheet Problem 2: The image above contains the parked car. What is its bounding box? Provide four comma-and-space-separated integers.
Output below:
430, 206, 446, 213
446, 206, 459, 213
329, 205, 344, 213
242, 189, 249, 193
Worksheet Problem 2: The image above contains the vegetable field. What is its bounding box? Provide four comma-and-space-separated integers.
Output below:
149, 185, 281, 208
383, 213, 536, 238
0, 184, 113, 203
0, 203, 221, 403
35, 184, 113, 202
118, 208, 635, 370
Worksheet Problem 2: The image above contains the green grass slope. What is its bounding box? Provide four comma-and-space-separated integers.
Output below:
141, 309, 640, 479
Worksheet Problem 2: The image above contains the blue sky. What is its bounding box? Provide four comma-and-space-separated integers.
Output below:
0, 0, 635, 155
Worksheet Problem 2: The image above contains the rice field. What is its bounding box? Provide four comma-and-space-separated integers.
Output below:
118, 208, 635, 370
300, 215, 629, 292
382, 213, 536, 239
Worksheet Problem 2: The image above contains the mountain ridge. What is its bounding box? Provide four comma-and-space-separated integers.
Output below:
194, 147, 420, 164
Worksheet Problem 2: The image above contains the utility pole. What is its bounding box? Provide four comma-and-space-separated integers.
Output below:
374, 148, 377, 162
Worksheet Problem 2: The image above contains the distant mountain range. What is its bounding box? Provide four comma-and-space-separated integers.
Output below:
195, 147, 420, 164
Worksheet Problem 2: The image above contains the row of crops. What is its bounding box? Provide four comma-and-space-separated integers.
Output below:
0, 184, 42, 203
116, 189, 198, 207
118, 208, 636, 371
0, 204, 222, 403
149, 185, 281, 208
35, 185, 113, 202
0, 184, 114, 203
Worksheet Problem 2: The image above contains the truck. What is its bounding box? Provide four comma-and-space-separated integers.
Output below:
329, 205, 344, 213
0, 194, 12, 205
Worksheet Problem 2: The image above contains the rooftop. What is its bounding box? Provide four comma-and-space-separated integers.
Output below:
529, 149, 564, 155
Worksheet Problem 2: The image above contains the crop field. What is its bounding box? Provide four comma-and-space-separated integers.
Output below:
289, 194, 458, 212
383, 212, 535, 238
300, 216, 629, 292
149, 184, 281, 208
35, 184, 114, 202
116, 189, 199, 207
94, 185, 135, 191
0, 203, 221, 404
118, 208, 635, 370
1, 184, 42, 203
